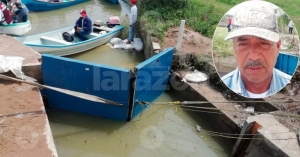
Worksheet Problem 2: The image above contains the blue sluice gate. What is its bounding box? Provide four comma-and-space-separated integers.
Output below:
41, 47, 174, 121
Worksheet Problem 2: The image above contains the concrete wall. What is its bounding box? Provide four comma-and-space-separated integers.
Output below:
138, 21, 155, 60
22, 63, 43, 83
242, 114, 300, 157
244, 134, 288, 157
169, 73, 239, 146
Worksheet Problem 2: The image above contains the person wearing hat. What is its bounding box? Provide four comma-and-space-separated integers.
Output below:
220, 1, 292, 98
126, 0, 137, 44
74, 9, 92, 41
10, 2, 27, 23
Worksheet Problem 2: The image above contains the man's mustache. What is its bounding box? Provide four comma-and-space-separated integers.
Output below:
244, 60, 265, 67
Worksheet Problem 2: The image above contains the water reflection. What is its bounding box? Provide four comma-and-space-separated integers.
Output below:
69, 44, 144, 69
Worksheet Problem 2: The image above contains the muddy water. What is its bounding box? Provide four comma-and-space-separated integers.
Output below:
27, 0, 130, 35
47, 91, 232, 157
69, 44, 144, 70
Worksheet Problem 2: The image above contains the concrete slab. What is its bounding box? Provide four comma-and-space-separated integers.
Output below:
0, 81, 43, 116
247, 114, 300, 157
0, 35, 41, 66
0, 80, 58, 157
0, 35, 42, 82
0, 35, 57, 156
0, 113, 57, 157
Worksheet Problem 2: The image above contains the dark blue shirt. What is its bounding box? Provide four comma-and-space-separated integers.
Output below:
75, 16, 92, 34
14, 8, 27, 23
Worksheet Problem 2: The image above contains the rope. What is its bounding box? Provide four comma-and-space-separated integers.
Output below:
131, 101, 299, 140
136, 101, 300, 118
174, 101, 182, 114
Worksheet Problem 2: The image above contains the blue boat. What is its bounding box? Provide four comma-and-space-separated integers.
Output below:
14, 24, 124, 56
106, 0, 118, 4
275, 52, 299, 76
21, 0, 88, 11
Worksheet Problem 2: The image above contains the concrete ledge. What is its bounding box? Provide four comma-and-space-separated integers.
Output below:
0, 35, 57, 157
22, 63, 43, 83
0, 35, 41, 66
245, 114, 300, 157
170, 73, 246, 146
0, 34, 43, 82
0, 81, 58, 157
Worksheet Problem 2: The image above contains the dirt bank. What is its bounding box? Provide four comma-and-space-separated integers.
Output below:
162, 27, 212, 56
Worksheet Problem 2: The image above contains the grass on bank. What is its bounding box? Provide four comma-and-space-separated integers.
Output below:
212, 27, 234, 57
138, 0, 299, 41
268, 0, 300, 34
138, 0, 243, 41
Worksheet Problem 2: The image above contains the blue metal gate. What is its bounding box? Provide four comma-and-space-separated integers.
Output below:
129, 47, 174, 120
41, 47, 174, 121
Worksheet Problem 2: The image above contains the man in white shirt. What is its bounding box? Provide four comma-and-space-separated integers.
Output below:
288, 20, 294, 34
126, 0, 137, 44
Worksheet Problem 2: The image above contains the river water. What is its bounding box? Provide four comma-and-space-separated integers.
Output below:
28, 0, 232, 156
47, 91, 232, 157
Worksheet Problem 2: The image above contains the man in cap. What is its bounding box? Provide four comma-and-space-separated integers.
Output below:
221, 1, 292, 98
126, 0, 137, 44
10, 2, 27, 23
74, 9, 92, 41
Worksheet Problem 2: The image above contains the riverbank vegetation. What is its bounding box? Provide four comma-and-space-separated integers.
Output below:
137, 0, 299, 41
138, 0, 235, 40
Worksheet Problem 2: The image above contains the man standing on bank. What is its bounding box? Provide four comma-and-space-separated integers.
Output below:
227, 15, 232, 32
221, 1, 292, 98
288, 20, 294, 34
74, 9, 92, 41
126, 0, 137, 44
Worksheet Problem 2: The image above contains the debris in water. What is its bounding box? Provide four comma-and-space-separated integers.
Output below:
84, 140, 87, 143
195, 124, 201, 132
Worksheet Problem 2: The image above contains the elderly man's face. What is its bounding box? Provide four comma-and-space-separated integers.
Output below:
233, 35, 281, 85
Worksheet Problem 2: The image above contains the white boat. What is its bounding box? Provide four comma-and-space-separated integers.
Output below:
13, 24, 124, 56
0, 20, 31, 36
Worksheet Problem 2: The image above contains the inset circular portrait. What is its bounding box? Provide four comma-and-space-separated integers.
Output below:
212, 0, 299, 99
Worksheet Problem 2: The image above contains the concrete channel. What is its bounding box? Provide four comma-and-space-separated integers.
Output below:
1, 23, 300, 157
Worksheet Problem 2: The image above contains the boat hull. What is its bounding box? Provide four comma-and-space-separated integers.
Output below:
14, 25, 124, 56
0, 21, 31, 36
24, 0, 88, 11
106, 0, 118, 4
